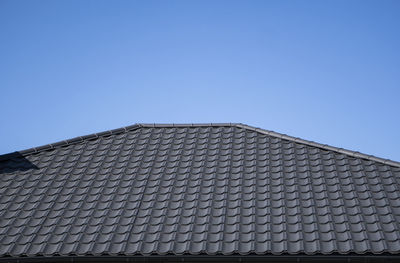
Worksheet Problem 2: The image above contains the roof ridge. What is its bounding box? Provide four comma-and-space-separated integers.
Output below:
0, 123, 238, 160
236, 123, 400, 168
0, 124, 144, 160
1, 123, 398, 168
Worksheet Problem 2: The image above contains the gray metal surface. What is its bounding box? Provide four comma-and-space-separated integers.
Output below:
1, 124, 400, 257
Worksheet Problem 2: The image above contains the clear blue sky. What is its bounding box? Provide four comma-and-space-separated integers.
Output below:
1, 0, 399, 161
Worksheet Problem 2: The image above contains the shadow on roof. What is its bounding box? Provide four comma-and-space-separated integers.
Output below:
0, 152, 38, 174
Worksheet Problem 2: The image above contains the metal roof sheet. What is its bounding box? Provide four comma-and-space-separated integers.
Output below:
0, 123, 400, 258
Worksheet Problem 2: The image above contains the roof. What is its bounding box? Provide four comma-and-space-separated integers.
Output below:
0, 123, 400, 260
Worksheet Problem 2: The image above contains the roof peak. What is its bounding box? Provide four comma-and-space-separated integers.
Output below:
1, 123, 399, 167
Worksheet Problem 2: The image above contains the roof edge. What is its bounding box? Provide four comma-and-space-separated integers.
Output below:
1, 123, 398, 168
236, 123, 400, 168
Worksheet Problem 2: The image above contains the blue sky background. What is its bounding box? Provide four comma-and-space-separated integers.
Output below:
0, 0, 399, 161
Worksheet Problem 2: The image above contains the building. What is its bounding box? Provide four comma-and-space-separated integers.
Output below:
1, 123, 399, 262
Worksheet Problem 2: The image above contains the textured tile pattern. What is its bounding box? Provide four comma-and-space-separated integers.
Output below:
1, 125, 400, 257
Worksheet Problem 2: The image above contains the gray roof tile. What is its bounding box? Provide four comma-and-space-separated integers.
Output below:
0, 123, 400, 258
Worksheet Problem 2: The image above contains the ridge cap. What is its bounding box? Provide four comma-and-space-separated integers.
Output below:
0, 124, 143, 160
235, 123, 400, 168
0, 123, 237, 160
1, 123, 398, 168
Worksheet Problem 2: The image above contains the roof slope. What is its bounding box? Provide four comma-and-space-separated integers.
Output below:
0, 123, 400, 258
